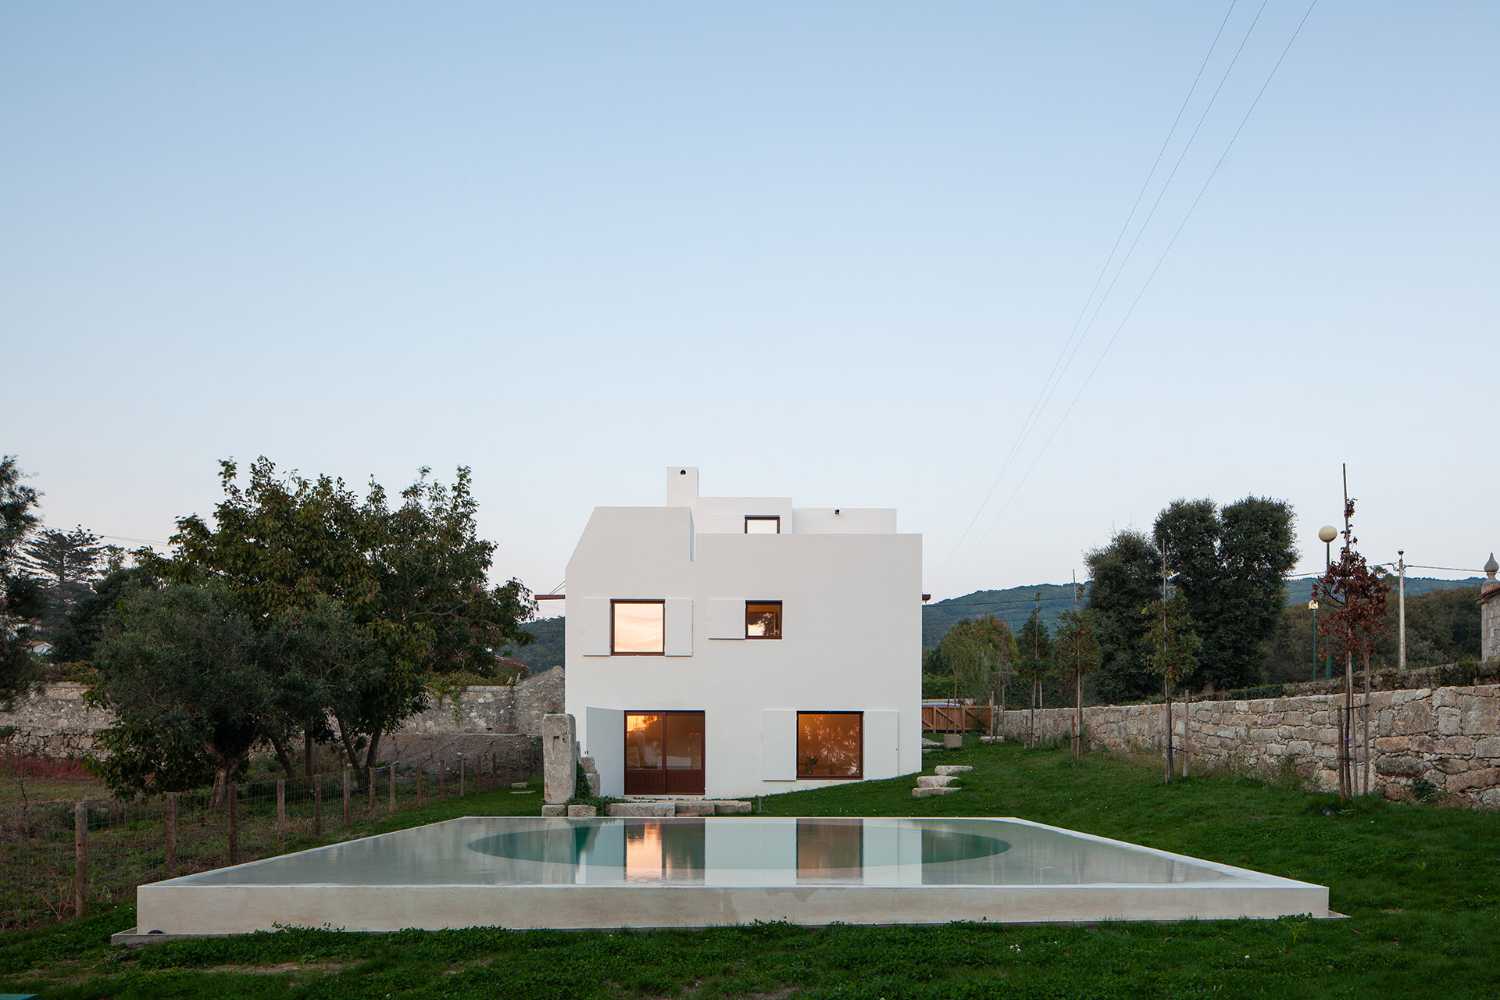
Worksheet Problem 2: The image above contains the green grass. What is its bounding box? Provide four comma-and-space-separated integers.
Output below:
4, 741, 1499, 998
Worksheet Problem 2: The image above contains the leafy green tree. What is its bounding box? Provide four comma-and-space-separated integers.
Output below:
89, 583, 275, 796
21, 526, 106, 634
1144, 594, 1201, 783
1015, 601, 1053, 744
0, 455, 43, 707
154, 457, 535, 778
938, 615, 1015, 701
50, 564, 158, 663
1084, 530, 1160, 703
1054, 607, 1102, 759
1154, 497, 1296, 690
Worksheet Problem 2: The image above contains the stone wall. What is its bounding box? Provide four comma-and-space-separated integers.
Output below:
993, 683, 1500, 808
0, 666, 565, 764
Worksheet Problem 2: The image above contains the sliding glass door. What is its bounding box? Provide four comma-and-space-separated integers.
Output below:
624, 711, 705, 795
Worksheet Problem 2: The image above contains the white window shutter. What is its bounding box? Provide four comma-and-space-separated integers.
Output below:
863, 710, 900, 778
761, 709, 795, 780
708, 598, 743, 639
665, 599, 693, 656
579, 597, 610, 656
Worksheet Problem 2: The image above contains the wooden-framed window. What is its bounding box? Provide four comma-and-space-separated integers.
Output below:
611, 599, 665, 655
744, 515, 780, 534
796, 711, 863, 780
745, 600, 782, 639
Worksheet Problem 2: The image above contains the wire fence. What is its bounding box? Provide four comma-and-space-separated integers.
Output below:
0, 746, 531, 931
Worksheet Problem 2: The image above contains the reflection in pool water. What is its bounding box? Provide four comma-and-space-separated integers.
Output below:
171, 817, 1233, 888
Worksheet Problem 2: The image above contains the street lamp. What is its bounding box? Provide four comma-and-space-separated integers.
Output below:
1307, 598, 1319, 682
1317, 525, 1338, 679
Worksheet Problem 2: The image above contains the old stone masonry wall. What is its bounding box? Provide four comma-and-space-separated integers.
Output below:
993, 683, 1500, 809
0, 666, 565, 761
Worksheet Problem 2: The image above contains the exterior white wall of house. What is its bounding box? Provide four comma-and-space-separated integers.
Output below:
563, 467, 922, 799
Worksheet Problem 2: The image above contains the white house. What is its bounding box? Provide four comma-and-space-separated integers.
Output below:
563, 467, 923, 800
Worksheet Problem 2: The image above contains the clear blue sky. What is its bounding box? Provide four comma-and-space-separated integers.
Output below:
5, 2, 1497, 602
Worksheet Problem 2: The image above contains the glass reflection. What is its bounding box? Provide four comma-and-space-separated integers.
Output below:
613, 601, 664, 653
624, 713, 663, 769
797, 712, 863, 778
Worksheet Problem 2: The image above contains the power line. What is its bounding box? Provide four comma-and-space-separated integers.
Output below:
941, 0, 1245, 573
960, 0, 1321, 546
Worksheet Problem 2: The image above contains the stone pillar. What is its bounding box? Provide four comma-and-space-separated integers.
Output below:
542, 713, 577, 804
1481, 553, 1500, 663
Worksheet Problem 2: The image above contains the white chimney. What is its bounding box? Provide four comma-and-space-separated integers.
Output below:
666, 466, 699, 506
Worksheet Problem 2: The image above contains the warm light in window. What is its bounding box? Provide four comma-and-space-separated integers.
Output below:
746, 601, 782, 639
612, 600, 664, 654
745, 516, 780, 534
797, 712, 863, 779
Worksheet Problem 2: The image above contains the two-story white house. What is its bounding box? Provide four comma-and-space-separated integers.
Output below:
562, 467, 922, 800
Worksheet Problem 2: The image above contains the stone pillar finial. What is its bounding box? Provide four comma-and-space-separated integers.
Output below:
1486, 552, 1498, 581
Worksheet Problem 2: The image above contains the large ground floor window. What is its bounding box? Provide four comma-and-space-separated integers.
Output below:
624, 710, 705, 795
796, 711, 863, 780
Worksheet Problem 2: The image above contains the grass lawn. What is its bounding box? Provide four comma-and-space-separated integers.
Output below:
3, 740, 1498, 998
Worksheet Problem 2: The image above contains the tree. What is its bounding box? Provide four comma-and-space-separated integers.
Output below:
937, 615, 1016, 733
1054, 607, 1101, 760
1015, 599, 1053, 745
50, 565, 157, 663
1144, 593, 1201, 783
89, 583, 275, 796
154, 457, 535, 779
1153, 497, 1297, 690
1313, 492, 1387, 800
0, 456, 43, 707
1084, 530, 1161, 702
20, 526, 106, 638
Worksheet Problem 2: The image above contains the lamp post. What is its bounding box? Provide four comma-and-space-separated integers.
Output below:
1308, 598, 1320, 682
1318, 525, 1338, 679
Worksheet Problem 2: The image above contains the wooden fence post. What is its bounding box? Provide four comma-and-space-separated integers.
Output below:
314, 775, 323, 835
342, 767, 352, 828
276, 779, 287, 844
388, 764, 396, 812
367, 767, 375, 813
73, 801, 87, 918
227, 782, 239, 865
165, 792, 177, 875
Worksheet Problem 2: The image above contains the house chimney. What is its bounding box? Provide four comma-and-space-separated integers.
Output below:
666, 466, 699, 506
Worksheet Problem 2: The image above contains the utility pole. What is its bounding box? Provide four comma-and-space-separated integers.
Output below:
1397, 550, 1407, 671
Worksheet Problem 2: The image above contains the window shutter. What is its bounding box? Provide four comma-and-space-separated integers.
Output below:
863, 710, 900, 778
579, 598, 610, 656
708, 598, 744, 639
665, 599, 693, 656
761, 709, 795, 780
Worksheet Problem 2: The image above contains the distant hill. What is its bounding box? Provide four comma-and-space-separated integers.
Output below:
502, 616, 565, 673
925, 576, 1485, 650
923, 584, 1084, 649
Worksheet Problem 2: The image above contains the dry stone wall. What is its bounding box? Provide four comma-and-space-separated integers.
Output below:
0, 666, 565, 763
994, 683, 1500, 808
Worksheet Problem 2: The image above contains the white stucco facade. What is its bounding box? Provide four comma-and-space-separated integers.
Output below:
563, 467, 922, 799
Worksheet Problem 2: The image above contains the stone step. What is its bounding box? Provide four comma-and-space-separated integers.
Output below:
916, 774, 957, 788
704, 800, 752, 815
567, 804, 597, 817
934, 765, 974, 776
911, 786, 959, 798
673, 801, 715, 816
607, 801, 675, 817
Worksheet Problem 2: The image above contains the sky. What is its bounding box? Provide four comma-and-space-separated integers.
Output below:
4, 1, 1497, 605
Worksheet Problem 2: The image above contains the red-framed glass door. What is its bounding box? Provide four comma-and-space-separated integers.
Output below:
624, 711, 705, 795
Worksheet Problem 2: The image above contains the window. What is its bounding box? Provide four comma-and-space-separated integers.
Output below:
745, 600, 782, 639
611, 600, 664, 655
797, 712, 863, 779
744, 515, 780, 534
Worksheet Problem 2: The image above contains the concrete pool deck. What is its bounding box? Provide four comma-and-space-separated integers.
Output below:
116, 816, 1330, 942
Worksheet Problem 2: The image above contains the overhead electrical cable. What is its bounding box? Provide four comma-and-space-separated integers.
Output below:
940, 0, 1244, 574
976, 0, 1322, 529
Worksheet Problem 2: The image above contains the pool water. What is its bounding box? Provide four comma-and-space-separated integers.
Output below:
171, 817, 1233, 888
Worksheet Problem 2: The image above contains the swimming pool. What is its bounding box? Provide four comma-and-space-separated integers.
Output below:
126, 817, 1328, 938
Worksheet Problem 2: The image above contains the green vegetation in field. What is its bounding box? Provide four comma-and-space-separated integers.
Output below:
5, 742, 1500, 999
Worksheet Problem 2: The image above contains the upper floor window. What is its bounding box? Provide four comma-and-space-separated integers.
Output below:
745, 515, 780, 534
746, 600, 782, 639
612, 599, 664, 655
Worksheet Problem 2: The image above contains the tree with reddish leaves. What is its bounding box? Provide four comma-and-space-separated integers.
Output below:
1312, 484, 1388, 799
